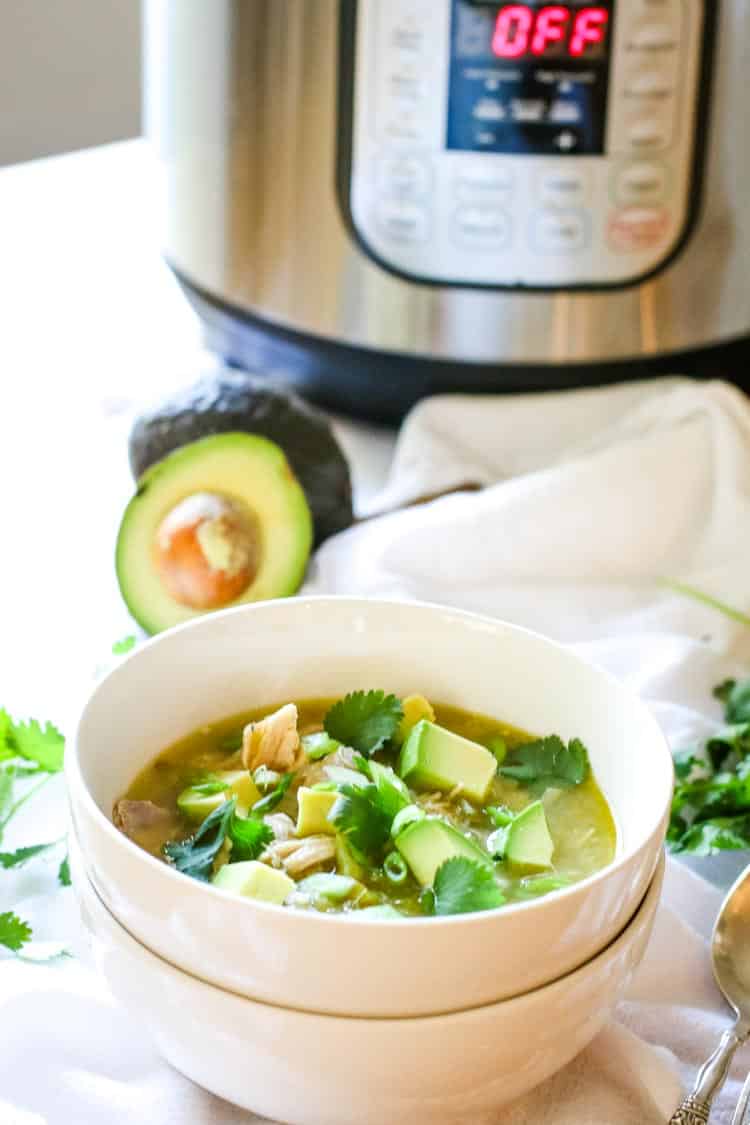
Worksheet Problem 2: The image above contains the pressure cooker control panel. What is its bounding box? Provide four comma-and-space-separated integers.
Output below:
342, 0, 709, 289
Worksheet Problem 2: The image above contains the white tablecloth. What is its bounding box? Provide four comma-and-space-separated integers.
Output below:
3, 374, 750, 1123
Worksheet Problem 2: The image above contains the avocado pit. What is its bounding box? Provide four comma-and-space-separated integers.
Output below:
153, 492, 262, 610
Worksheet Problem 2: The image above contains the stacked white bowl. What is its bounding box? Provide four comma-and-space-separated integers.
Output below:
66, 599, 673, 1125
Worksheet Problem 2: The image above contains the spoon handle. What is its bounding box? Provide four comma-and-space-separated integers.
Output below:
669, 1028, 742, 1124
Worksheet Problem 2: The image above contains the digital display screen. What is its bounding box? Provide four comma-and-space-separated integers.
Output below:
491, 6, 610, 60
447, 0, 615, 156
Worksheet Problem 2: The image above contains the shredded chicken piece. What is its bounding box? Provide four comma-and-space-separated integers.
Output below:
242, 703, 307, 773
418, 791, 462, 818
297, 744, 358, 788
262, 835, 336, 877
113, 800, 170, 839
264, 812, 296, 842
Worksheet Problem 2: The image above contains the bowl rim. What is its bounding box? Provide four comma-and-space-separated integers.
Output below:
74, 833, 665, 1023
67, 595, 674, 931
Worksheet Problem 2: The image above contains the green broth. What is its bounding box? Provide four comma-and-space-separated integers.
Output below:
118, 699, 617, 916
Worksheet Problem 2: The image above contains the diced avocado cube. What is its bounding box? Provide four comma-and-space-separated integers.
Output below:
298, 873, 358, 904
397, 694, 436, 745
398, 721, 497, 803
212, 860, 295, 904
177, 770, 261, 823
395, 817, 492, 887
505, 801, 555, 874
227, 772, 262, 815
296, 787, 338, 837
358, 904, 405, 920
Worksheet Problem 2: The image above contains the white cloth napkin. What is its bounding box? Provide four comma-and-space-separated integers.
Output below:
3, 376, 750, 1124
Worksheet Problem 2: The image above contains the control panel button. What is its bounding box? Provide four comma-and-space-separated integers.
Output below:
532, 210, 589, 254
627, 23, 680, 52
624, 72, 676, 99
608, 207, 671, 253
380, 106, 430, 143
627, 119, 670, 152
378, 155, 431, 199
453, 207, 511, 248
455, 162, 514, 201
615, 162, 669, 206
376, 200, 429, 243
537, 167, 591, 209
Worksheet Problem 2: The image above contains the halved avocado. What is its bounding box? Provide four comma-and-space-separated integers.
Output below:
128, 370, 354, 547
116, 433, 313, 634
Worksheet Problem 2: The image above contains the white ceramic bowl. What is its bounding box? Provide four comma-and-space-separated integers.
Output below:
72, 840, 665, 1125
66, 598, 673, 1018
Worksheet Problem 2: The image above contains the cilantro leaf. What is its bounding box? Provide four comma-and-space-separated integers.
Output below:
112, 635, 138, 656
432, 858, 505, 916
706, 724, 750, 772
716, 679, 750, 725
367, 761, 410, 821
673, 747, 706, 782
0, 710, 14, 764
7, 718, 65, 773
58, 853, 71, 887
0, 842, 57, 870
324, 691, 403, 757
329, 784, 392, 863
164, 799, 235, 881
227, 813, 274, 861
499, 736, 590, 796
669, 816, 750, 856
251, 772, 295, 815
0, 911, 32, 953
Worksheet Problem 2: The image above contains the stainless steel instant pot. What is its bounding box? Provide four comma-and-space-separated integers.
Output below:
145, 0, 750, 418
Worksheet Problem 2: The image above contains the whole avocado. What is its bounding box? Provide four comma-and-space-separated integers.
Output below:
129, 370, 354, 546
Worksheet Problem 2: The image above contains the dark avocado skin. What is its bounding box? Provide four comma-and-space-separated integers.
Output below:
128, 371, 354, 547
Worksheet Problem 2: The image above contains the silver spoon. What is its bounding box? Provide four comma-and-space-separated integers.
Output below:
669, 864, 750, 1123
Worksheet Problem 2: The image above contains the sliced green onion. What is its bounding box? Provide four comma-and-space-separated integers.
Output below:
487, 805, 514, 828
253, 766, 281, 792
384, 852, 408, 884
302, 732, 341, 761
391, 804, 425, 838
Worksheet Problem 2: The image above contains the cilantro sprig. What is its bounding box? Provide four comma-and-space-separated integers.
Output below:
0, 708, 72, 961
324, 691, 403, 758
429, 858, 505, 916
669, 675, 750, 855
499, 736, 590, 796
164, 797, 275, 879
329, 785, 393, 864
164, 799, 236, 881
0, 911, 32, 953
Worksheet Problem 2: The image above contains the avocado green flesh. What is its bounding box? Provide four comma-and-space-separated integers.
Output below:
212, 860, 295, 904
506, 801, 555, 873
399, 721, 497, 803
116, 433, 313, 634
395, 818, 492, 887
